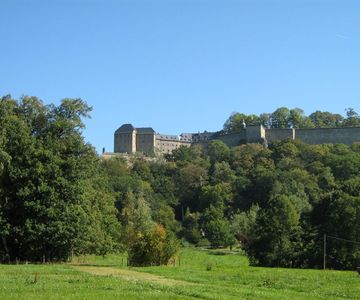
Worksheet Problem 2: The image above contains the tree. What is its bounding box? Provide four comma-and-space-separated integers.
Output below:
211, 161, 236, 184
208, 140, 231, 164
199, 183, 233, 213
341, 176, 360, 197
120, 191, 154, 247
78, 169, 121, 255
288, 108, 314, 128
270, 107, 290, 128
0, 133, 10, 176
259, 113, 272, 128
0, 96, 119, 262
181, 208, 202, 244
223, 112, 261, 133
176, 163, 208, 212
231, 144, 273, 176
344, 108, 360, 127
323, 192, 360, 269
132, 159, 153, 182
166, 144, 205, 166
247, 195, 302, 267
100, 156, 129, 180
200, 206, 236, 248
270, 139, 300, 164
309, 111, 343, 128
230, 204, 259, 247
150, 195, 180, 234
326, 151, 360, 181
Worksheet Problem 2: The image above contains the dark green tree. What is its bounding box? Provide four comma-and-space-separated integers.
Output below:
247, 195, 302, 267
270, 107, 290, 128
208, 140, 231, 164
0, 96, 119, 262
344, 108, 360, 127
181, 208, 202, 244
230, 204, 259, 246
288, 108, 314, 128
223, 112, 261, 133
309, 111, 343, 128
322, 192, 360, 269
200, 206, 236, 248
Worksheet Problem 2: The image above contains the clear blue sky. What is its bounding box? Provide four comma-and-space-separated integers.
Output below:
1, 0, 359, 153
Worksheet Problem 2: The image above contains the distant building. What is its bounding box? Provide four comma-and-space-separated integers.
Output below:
114, 123, 360, 155
114, 124, 191, 155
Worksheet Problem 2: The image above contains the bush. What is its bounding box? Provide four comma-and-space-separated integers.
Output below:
128, 224, 179, 267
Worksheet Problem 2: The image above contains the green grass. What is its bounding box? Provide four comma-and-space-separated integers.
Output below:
0, 248, 359, 299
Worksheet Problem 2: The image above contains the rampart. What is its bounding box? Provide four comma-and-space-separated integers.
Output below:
265, 128, 295, 143
211, 126, 360, 147
216, 131, 246, 147
114, 123, 360, 156
295, 127, 360, 145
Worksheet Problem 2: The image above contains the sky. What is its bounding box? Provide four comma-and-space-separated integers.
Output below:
1, 0, 360, 153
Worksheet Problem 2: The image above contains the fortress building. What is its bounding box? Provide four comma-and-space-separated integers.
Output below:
114, 124, 192, 155
114, 123, 360, 155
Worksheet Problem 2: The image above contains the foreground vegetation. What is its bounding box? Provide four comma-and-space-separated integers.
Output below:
1, 95, 360, 269
0, 248, 359, 300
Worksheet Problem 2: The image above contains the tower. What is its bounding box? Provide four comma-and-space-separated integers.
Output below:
114, 124, 137, 153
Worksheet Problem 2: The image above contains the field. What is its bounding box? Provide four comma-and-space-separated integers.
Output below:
0, 248, 359, 300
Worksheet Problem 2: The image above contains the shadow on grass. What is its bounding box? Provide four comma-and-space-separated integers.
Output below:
69, 263, 125, 268
206, 249, 243, 256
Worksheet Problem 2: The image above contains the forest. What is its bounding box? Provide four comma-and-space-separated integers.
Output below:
0, 95, 360, 270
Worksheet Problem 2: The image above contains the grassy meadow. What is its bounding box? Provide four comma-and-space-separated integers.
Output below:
0, 248, 359, 300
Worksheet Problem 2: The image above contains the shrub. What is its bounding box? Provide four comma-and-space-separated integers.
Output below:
128, 224, 179, 267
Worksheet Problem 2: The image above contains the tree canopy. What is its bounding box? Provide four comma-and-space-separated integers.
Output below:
0, 96, 119, 262
223, 107, 360, 133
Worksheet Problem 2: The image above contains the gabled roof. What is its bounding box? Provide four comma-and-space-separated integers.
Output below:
115, 124, 135, 134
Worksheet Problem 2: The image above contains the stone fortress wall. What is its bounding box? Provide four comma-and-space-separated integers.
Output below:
263, 126, 360, 145
215, 131, 247, 147
295, 127, 360, 145
114, 123, 360, 155
265, 128, 295, 143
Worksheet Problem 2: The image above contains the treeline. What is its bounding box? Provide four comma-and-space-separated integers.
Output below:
161, 140, 360, 269
223, 107, 360, 133
101, 136, 360, 269
1, 96, 360, 270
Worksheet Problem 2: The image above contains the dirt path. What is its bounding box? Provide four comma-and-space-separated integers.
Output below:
72, 265, 193, 286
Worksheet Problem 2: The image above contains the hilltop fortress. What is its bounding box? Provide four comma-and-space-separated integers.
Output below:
114, 123, 360, 155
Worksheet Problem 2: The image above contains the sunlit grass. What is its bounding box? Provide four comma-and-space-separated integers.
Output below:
0, 247, 359, 299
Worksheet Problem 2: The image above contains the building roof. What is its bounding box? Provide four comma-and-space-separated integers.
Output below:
156, 133, 179, 140
115, 124, 155, 134
115, 123, 135, 134
136, 127, 155, 134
